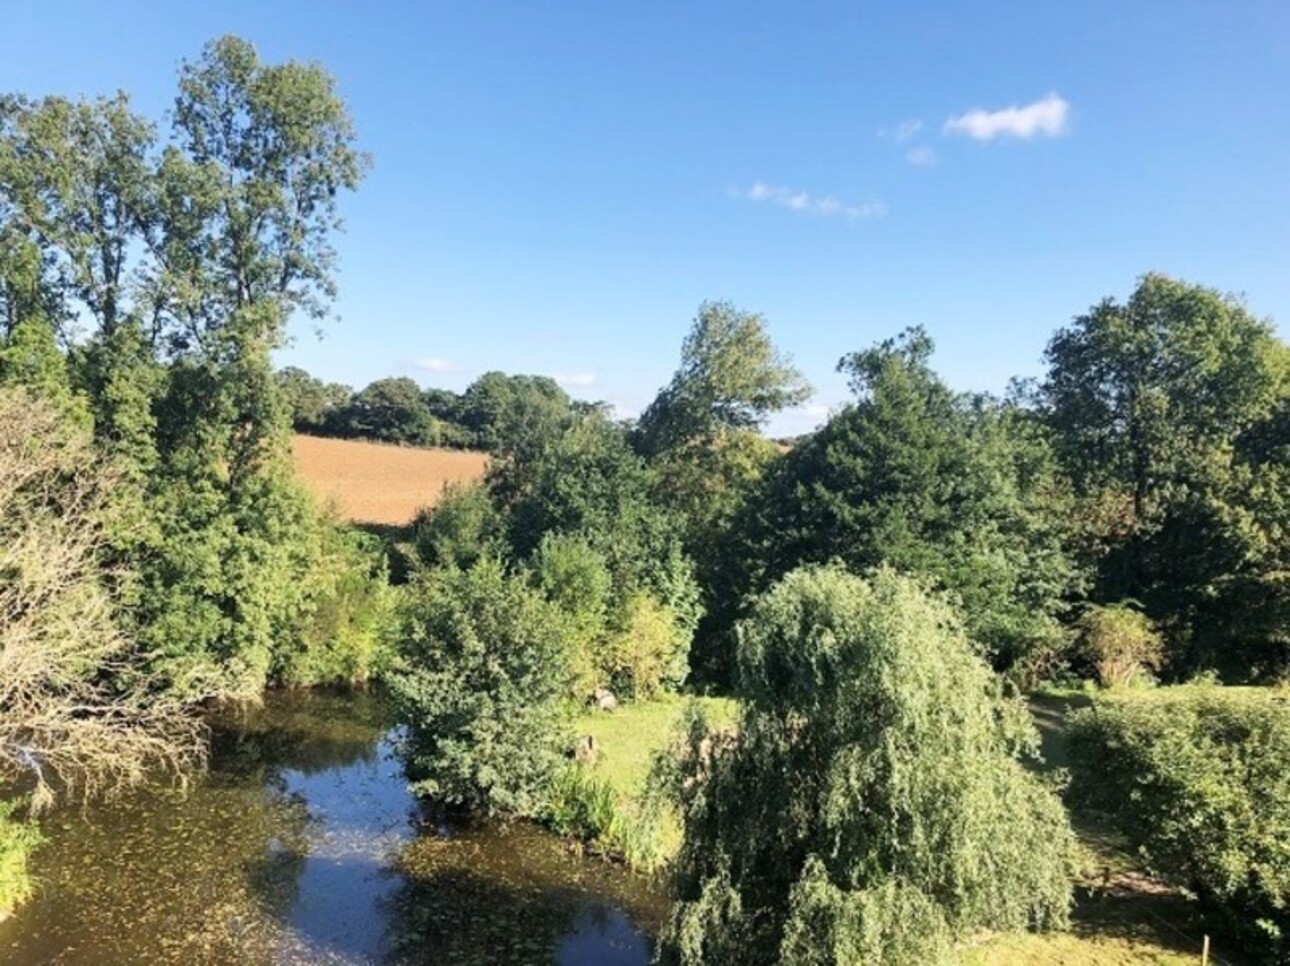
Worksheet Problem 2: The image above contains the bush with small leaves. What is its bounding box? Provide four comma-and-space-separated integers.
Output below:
389, 559, 575, 817
1076, 602, 1164, 688
1067, 687, 1290, 961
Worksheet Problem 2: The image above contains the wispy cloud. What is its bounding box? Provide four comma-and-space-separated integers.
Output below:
554, 371, 596, 389
943, 93, 1070, 141
878, 118, 923, 142
414, 357, 457, 373
737, 182, 886, 220
905, 146, 937, 167
894, 119, 922, 142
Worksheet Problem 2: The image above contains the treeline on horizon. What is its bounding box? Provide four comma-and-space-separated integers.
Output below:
276, 366, 613, 453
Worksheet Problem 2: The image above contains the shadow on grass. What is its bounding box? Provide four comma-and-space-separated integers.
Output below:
1068, 877, 1208, 960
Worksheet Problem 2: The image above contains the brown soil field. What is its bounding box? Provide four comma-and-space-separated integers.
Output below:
292, 434, 488, 526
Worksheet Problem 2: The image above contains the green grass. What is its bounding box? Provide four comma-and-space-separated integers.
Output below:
552, 695, 737, 870
572, 694, 737, 802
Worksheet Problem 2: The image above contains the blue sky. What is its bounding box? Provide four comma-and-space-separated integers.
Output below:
4, 1, 1288, 435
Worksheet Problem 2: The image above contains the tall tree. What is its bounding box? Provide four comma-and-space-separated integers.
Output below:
636, 302, 809, 681
724, 328, 1079, 674
0, 92, 155, 340
1043, 274, 1290, 676
1044, 273, 1285, 518
634, 301, 810, 457
658, 566, 1074, 965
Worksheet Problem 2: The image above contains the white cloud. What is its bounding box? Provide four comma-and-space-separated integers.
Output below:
738, 181, 886, 220
414, 357, 457, 373
943, 93, 1070, 141
554, 371, 596, 388
905, 146, 937, 167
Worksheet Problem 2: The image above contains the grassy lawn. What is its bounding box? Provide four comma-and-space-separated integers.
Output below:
572, 694, 737, 803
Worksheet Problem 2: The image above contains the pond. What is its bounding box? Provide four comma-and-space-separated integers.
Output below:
0, 690, 666, 964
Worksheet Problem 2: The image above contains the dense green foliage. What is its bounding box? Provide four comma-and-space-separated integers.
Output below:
409, 404, 702, 705
718, 329, 1080, 681
0, 36, 388, 702
1044, 274, 1290, 678
633, 300, 810, 457
411, 482, 506, 571
3, 26, 1290, 959
1067, 688, 1290, 961
1074, 602, 1164, 688
657, 566, 1075, 965
633, 302, 807, 682
390, 560, 575, 816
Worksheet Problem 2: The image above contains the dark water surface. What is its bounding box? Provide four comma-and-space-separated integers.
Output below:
0, 691, 664, 964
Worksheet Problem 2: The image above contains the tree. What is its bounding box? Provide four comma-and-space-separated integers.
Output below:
634, 300, 810, 457
0, 388, 203, 812
1044, 273, 1284, 517
657, 566, 1074, 965
497, 411, 701, 636
726, 328, 1079, 675
1043, 274, 1290, 676
275, 366, 350, 432
458, 371, 573, 455
332, 376, 434, 443
390, 560, 574, 817
635, 302, 808, 682
0, 91, 155, 341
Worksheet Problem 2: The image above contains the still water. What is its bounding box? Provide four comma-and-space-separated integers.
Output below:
0, 691, 665, 964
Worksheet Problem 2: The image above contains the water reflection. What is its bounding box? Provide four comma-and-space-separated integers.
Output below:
0, 690, 663, 964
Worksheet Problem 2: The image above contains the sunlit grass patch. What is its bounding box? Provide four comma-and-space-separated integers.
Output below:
553, 695, 737, 869
573, 694, 737, 801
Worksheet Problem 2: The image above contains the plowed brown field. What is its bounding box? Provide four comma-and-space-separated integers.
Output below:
292, 434, 488, 526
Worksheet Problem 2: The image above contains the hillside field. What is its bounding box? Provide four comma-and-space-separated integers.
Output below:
292, 434, 488, 526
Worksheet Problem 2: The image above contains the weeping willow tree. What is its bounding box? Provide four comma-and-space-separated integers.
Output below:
0, 388, 204, 813
657, 565, 1075, 965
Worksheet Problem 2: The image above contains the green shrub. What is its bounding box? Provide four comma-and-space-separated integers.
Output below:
605, 593, 690, 700
1067, 687, 1290, 961
274, 526, 398, 687
1076, 602, 1164, 688
411, 482, 504, 571
389, 559, 574, 817
527, 532, 613, 696
657, 565, 1075, 965
0, 801, 41, 919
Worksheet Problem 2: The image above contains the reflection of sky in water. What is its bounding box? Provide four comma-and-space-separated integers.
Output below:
278, 736, 413, 962
0, 692, 660, 965
557, 907, 654, 965
277, 732, 659, 964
